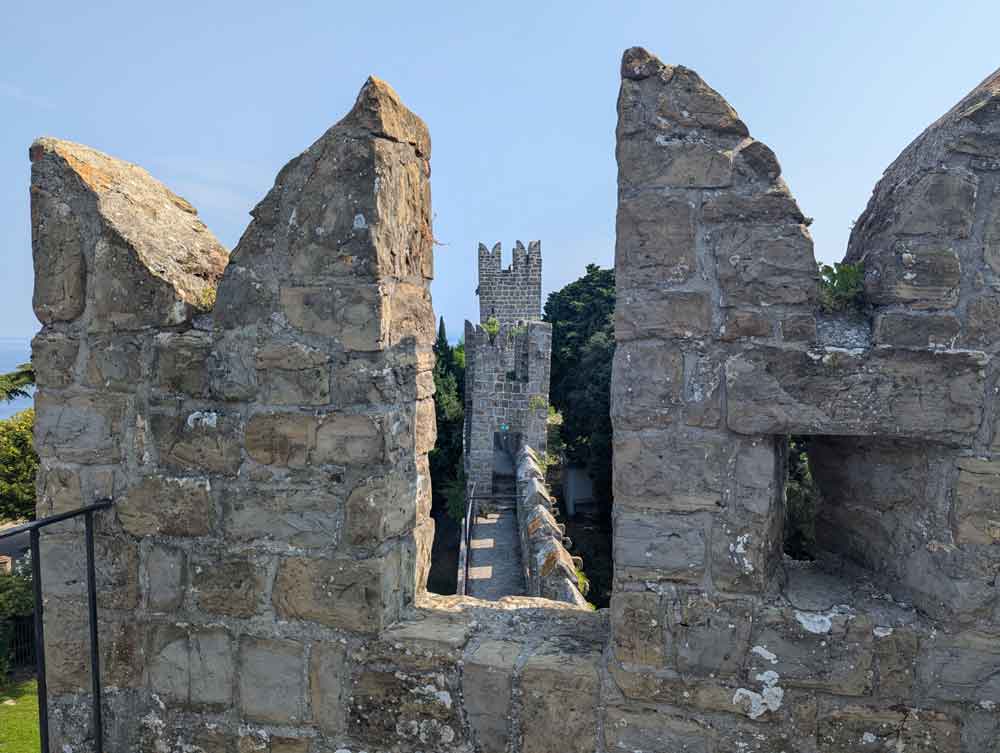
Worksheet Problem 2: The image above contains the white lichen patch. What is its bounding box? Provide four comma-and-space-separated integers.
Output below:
795, 610, 834, 634
873, 626, 894, 638
186, 410, 218, 430
861, 731, 878, 744
732, 670, 784, 719
751, 645, 779, 664
729, 533, 755, 573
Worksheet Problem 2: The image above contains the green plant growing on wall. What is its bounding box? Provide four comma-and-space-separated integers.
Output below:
483, 316, 500, 342
529, 395, 548, 412
818, 261, 865, 313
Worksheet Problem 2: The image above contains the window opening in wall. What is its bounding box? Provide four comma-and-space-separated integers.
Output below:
783, 436, 819, 561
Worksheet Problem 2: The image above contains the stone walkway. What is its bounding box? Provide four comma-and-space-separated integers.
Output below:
466, 475, 526, 600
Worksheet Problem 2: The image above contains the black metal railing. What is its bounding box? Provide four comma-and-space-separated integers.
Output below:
7, 615, 36, 667
456, 483, 476, 596
0, 499, 113, 753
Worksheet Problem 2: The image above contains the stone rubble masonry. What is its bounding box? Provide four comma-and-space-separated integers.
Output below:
513, 443, 588, 607
463, 318, 551, 497
477, 240, 542, 325
27, 48, 1000, 753
610, 45, 1000, 752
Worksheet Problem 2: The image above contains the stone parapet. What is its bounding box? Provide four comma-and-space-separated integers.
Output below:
513, 444, 589, 607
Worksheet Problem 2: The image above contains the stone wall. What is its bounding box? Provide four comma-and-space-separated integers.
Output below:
609, 46, 1000, 751
513, 444, 588, 607
477, 241, 542, 325
463, 320, 551, 497
31, 77, 440, 752
27, 47, 1000, 753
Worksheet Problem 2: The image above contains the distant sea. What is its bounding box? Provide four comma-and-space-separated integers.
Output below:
0, 336, 33, 420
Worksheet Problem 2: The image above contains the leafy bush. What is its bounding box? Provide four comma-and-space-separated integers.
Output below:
444, 469, 467, 523
818, 262, 865, 313
0, 559, 34, 679
0, 410, 38, 522
483, 316, 500, 341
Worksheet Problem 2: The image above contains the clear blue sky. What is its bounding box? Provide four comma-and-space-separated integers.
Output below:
2, 1, 998, 341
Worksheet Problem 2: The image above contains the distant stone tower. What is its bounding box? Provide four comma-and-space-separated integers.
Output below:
476, 240, 542, 324
464, 241, 551, 496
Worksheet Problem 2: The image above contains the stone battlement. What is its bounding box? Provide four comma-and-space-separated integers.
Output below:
476, 240, 542, 324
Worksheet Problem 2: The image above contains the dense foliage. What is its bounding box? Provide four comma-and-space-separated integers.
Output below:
0, 559, 34, 678
429, 318, 467, 522
784, 437, 819, 560
0, 410, 37, 523
543, 264, 615, 503
818, 261, 865, 312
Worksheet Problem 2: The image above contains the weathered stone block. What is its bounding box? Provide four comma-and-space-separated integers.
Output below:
193, 555, 265, 618
720, 309, 772, 341
782, 313, 817, 342
873, 625, 918, 697
962, 294, 1000, 348
150, 409, 241, 475
255, 341, 330, 405
616, 192, 696, 283
349, 665, 462, 751
84, 335, 143, 391
605, 709, 712, 753
893, 169, 977, 238
916, 630, 1000, 702
155, 331, 212, 397
244, 412, 314, 467
520, 642, 600, 753
221, 485, 343, 549
35, 391, 126, 464
954, 458, 1000, 545
462, 640, 519, 753
668, 594, 753, 678
273, 553, 400, 633
749, 607, 874, 695
612, 429, 724, 512
280, 284, 385, 351
702, 188, 804, 224
313, 413, 383, 465
345, 472, 417, 546
615, 289, 712, 341
610, 591, 666, 667
874, 311, 960, 347
817, 705, 960, 753
32, 331, 78, 388
309, 641, 348, 735
239, 637, 305, 724
145, 543, 186, 612
656, 65, 748, 136
30, 187, 87, 323
148, 625, 234, 708
610, 341, 683, 429
713, 224, 817, 308
863, 243, 961, 309
725, 346, 987, 440
614, 509, 708, 582
119, 475, 213, 537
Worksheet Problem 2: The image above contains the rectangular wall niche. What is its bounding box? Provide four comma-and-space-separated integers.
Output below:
783, 435, 950, 604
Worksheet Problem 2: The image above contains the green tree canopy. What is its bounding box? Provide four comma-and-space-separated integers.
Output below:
543, 264, 615, 503
0, 409, 38, 522
0, 363, 34, 402
429, 320, 466, 520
